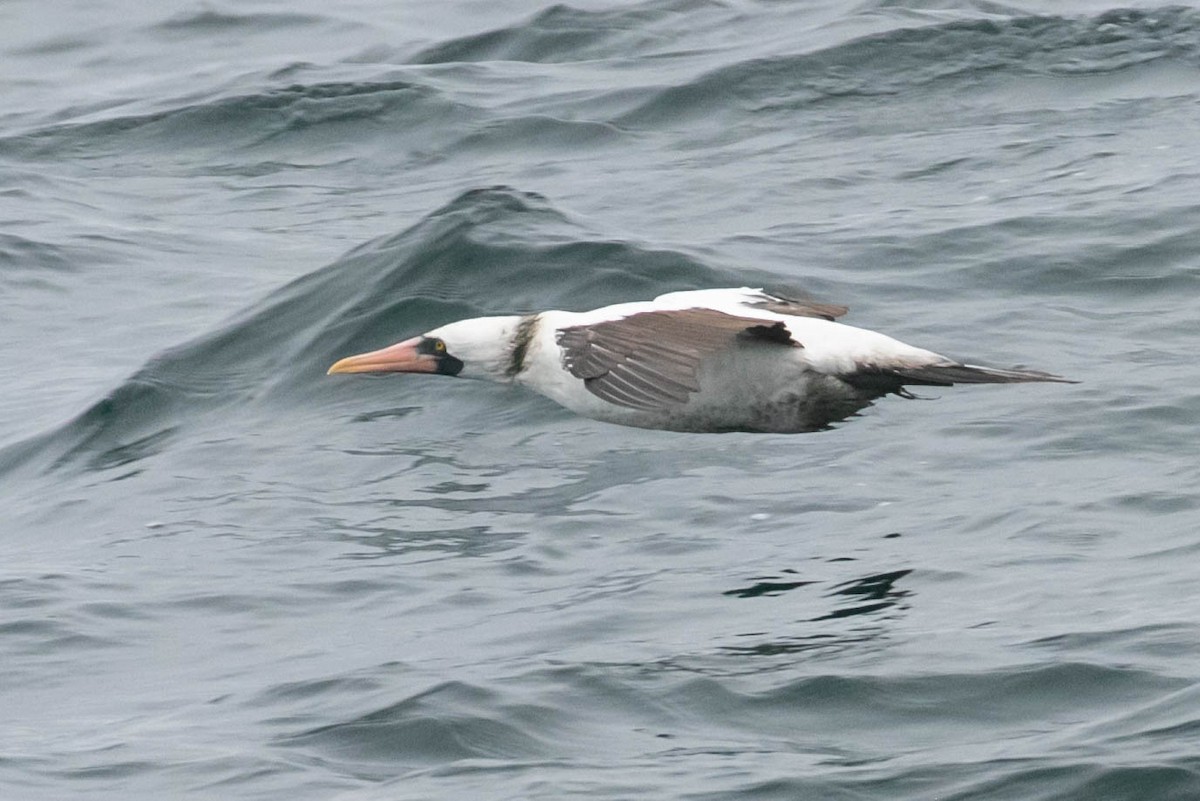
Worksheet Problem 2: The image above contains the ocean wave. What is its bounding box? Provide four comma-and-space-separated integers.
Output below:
279, 679, 560, 769
0, 232, 83, 274
1, 78, 475, 157
0, 187, 737, 477
450, 115, 627, 152
267, 659, 1194, 797
152, 7, 330, 34
623, 6, 1200, 123
412, 0, 729, 65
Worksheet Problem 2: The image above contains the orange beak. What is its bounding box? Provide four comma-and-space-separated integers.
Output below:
327, 336, 438, 375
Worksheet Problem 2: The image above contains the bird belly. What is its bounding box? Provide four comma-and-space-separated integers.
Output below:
660, 362, 873, 433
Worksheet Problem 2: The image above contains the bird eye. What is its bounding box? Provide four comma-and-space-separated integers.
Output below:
434, 339, 446, 352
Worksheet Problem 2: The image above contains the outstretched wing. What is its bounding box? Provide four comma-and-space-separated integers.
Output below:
556, 308, 799, 412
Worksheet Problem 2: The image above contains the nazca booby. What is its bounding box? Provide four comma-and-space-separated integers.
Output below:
327, 287, 1072, 433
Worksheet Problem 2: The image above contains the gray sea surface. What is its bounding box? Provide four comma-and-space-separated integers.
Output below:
3, 1, 1200, 798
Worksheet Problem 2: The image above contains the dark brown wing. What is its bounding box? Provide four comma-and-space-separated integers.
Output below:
750, 289, 848, 321
556, 308, 799, 412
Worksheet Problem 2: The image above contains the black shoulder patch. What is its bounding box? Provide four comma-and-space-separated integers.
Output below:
741, 321, 799, 346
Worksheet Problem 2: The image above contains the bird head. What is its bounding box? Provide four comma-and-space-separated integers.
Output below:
327, 316, 524, 382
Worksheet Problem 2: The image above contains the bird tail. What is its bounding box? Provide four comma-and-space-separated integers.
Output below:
891, 363, 1076, 386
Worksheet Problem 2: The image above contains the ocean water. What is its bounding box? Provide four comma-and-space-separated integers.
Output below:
3, 1, 1200, 798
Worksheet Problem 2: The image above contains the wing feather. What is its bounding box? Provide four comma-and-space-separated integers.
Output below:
557, 308, 800, 412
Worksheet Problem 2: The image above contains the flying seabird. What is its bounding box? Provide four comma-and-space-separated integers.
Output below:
327, 287, 1072, 433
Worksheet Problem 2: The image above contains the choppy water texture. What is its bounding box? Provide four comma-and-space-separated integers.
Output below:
3, 1, 1200, 798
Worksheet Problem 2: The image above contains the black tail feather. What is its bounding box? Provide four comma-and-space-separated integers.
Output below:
893, 364, 1076, 387
844, 363, 1075, 397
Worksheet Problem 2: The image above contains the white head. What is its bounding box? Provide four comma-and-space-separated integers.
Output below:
327, 315, 525, 383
